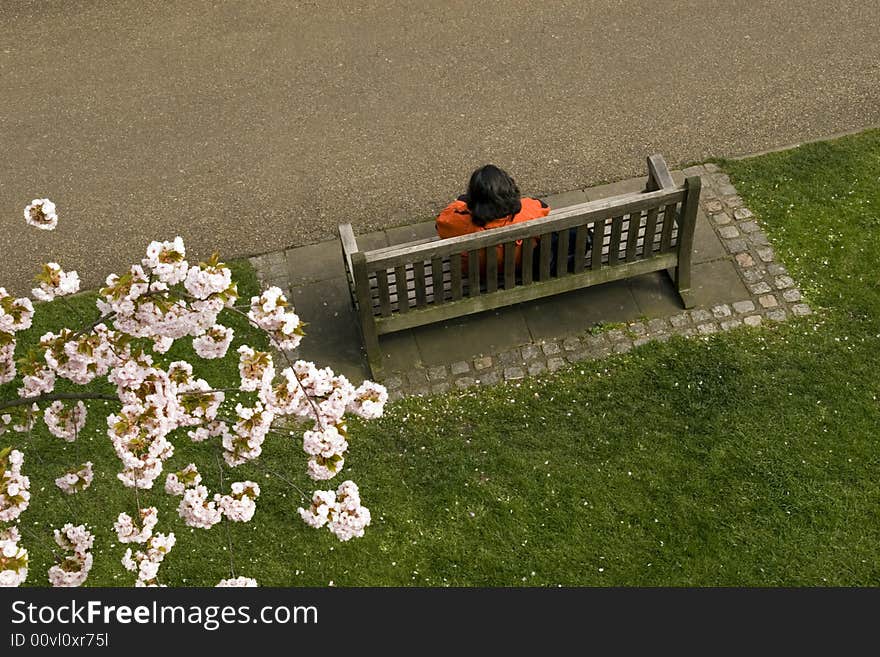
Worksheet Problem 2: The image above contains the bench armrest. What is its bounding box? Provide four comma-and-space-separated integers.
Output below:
339, 223, 359, 281
645, 154, 675, 192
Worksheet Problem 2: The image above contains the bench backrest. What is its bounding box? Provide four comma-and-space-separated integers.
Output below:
345, 179, 697, 333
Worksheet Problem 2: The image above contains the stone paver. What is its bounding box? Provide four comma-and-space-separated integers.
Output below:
252, 169, 813, 395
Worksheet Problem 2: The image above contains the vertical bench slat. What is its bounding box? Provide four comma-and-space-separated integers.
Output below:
522, 237, 534, 284
660, 203, 677, 252
451, 254, 463, 300
556, 226, 570, 276
485, 245, 498, 293
394, 264, 409, 313
590, 219, 605, 270
376, 268, 392, 317
430, 256, 445, 304
413, 260, 427, 307
643, 207, 659, 257
572, 225, 588, 273
608, 215, 624, 266
503, 241, 516, 289
468, 250, 480, 297
539, 232, 552, 280
625, 210, 641, 262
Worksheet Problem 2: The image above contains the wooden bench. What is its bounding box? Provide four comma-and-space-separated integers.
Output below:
340, 154, 701, 380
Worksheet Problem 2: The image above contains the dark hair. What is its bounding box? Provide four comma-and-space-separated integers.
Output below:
465, 164, 521, 227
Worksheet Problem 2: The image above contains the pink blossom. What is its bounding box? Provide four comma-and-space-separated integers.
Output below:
298, 481, 371, 541
115, 507, 159, 544
43, 401, 87, 441
122, 532, 175, 586
0, 526, 28, 587
193, 324, 234, 359
0, 288, 35, 333
178, 485, 222, 529
24, 198, 57, 231
48, 523, 93, 587
0, 449, 30, 523
164, 464, 201, 496
247, 287, 303, 350
142, 237, 188, 286
31, 263, 80, 301
54, 462, 93, 495
237, 345, 275, 392
217, 576, 257, 587
348, 380, 389, 419
217, 481, 260, 522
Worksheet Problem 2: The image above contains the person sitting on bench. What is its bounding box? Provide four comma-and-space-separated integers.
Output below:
435, 164, 550, 276
436, 164, 592, 279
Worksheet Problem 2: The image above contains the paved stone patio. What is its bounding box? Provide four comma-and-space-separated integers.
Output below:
250, 166, 811, 400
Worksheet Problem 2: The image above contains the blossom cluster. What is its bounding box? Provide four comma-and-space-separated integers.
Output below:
32, 263, 80, 302
122, 532, 176, 587
0, 288, 34, 386
114, 507, 159, 544
0, 449, 30, 523
217, 481, 260, 523
97, 239, 238, 357
234, 351, 389, 481
54, 462, 93, 495
298, 480, 371, 541
192, 324, 234, 360
164, 464, 201, 496
178, 485, 223, 529
222, 401, 273, 467
216, 576, 257, 587
248, 287, 303, 351
24, 199, 58, 231
44, 401, 87, 442
0, 526, 28, 587
40, 323, 120, 387
2, 205, 391, 588
106, 356, 225, 489
48, 523, 93, 587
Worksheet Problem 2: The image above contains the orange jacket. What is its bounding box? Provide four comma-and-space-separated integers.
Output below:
435, 197, 550, 272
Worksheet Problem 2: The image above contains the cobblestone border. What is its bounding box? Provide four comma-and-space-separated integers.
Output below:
251, 167, 812, 401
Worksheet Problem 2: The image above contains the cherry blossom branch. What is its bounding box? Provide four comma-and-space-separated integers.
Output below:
216, 452, 236, 579
0, 392, 119, 413
250, 460, 308, 500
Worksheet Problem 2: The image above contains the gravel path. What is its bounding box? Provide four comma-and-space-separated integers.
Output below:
2, 0, 878, 293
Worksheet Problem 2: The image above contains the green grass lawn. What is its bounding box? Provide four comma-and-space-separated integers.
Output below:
5, 129, 880, 586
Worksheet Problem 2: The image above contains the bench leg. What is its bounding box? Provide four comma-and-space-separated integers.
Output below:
664, 266, 695, 309
673, 265, 695, 309
360, 321, 384, 382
